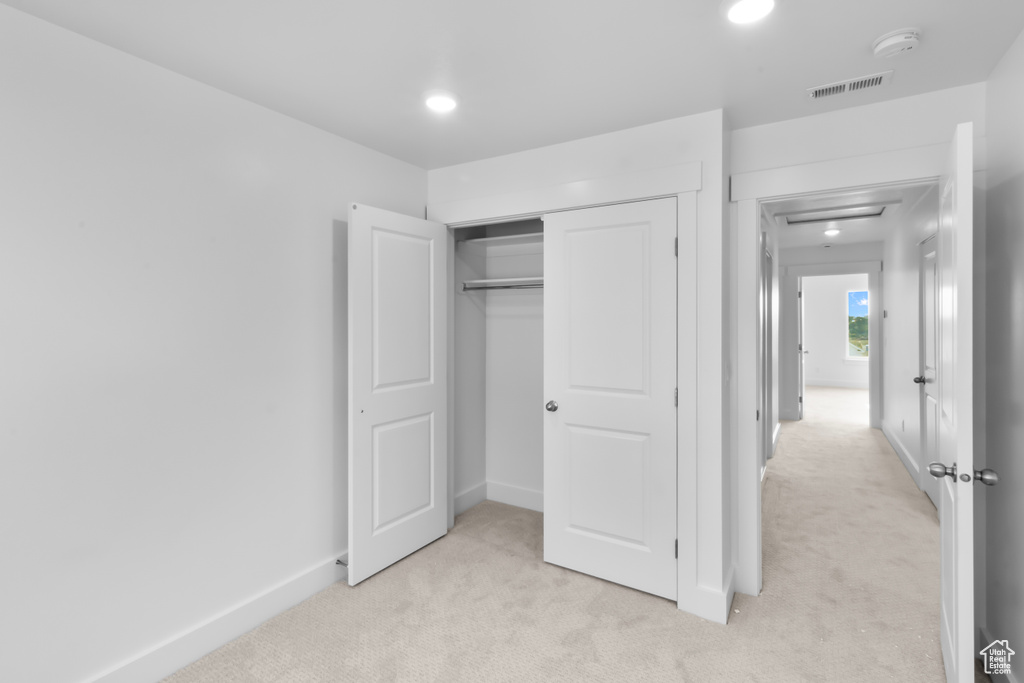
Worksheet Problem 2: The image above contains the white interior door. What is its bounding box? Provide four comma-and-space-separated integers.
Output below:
919, 237, 940, 508
929, 123, 975, 683
797, 279, 805, 420
348, 203, 448, 586
543, 197, 677, 600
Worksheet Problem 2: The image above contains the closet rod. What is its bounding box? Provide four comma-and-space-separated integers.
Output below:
462, 282, 544, 292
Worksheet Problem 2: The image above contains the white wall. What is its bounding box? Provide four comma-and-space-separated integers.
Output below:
452, 243, 488, 515
983, 25, 1024, 674
0, 7, 426, 683
880, 185, 938, 499
484, 244, 544, 510
731, 83, 987, 175
800, 274, 870, 390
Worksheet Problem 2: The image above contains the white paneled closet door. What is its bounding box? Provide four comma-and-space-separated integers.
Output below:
347, 203, 448, 586
543, 198, 678, 600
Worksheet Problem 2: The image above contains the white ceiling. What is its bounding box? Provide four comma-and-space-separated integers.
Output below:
4, 0, 1023, 169
764, 182, 935, 249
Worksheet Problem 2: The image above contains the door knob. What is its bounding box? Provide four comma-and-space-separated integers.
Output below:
928, 462, 956, 479
974, 469, 1000, 486
545, 400, 558, 412
913, 376, 926, 384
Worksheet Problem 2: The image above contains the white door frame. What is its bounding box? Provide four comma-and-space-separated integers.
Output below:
427, 162, 707, 617
732, 143, 955, 597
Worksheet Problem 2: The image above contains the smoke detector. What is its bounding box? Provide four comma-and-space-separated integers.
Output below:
873, 28, 920, 58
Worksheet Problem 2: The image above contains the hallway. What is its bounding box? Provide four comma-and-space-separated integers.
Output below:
763, 386, 946, 679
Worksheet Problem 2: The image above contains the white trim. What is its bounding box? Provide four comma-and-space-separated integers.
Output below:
731, 144, 946, 201
486, 481, 543, 512
428, 163, 702, 226
88, 557, 346, 683
784, 260, 882, 277
979, 626, 1020, 683
454, 481, 488, 515
771, 422, 781, 456
735, 198, 761, 598
882, 421, 921, 481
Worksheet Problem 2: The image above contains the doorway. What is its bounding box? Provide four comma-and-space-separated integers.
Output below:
797, 272, 872, 425
733, 122, 979, 681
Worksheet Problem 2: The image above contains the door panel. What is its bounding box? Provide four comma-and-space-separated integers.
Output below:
920, 240, 939, 507
348, 204, 447, 586
934, 123, 974, 683
797, 279, 805, 420
544, 198, 677, 600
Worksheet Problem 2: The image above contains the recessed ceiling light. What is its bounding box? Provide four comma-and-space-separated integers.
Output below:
425, 92, 457, 113
725, 0, 775, 24
824, 228, 841, 237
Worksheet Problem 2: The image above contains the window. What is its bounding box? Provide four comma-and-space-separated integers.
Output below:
847, 290, 869, 359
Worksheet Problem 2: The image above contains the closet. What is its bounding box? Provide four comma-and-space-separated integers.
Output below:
452, 220, 545, 521
346, 198, 679, 601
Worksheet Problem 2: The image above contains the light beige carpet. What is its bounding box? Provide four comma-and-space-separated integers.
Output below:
164, 387, 976, 682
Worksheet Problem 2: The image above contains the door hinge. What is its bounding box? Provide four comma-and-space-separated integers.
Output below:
799, 396, 803, 403
674, 388, 678, 407
756, 409, 760, 420
674, 237, 678, 257
883, 310, 888, 319
798, 343, 802, 351
798, 291, 802, 298
675, 539, 678, 559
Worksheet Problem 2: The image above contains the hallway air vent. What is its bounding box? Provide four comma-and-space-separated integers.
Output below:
807, 70, 893, 99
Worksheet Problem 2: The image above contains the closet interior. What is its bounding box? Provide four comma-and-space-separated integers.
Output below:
452, 219, 545, 516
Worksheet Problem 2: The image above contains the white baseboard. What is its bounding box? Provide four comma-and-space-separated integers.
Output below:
881, 421, 920, 481
980, 625, 1020, 683
805, 379, 870, 389
486, 481, 543, 512
770, 422, 781, 457
454, 481, 487, 515
678, 575, 734, 625
88, 556, 347, 683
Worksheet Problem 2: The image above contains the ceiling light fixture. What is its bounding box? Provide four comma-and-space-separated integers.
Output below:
824, 228, 841, 237
425, 92, 458, 113
724, 0, 775, 24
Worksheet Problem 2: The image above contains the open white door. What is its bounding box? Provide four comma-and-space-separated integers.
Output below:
348, 203, 448, 586
543, 198, 677, 600
927, 123, 975, 683
797, 279, 805, 420
919, 236, 941, 509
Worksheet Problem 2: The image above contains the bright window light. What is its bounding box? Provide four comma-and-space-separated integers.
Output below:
726, 0, 775, 24
425, 93, 457, 113
824, 228, 841, 237
847, 290, 869, 359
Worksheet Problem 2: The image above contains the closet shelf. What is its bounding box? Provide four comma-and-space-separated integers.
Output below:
458, 233, 543, 248
462, 276, 543, 292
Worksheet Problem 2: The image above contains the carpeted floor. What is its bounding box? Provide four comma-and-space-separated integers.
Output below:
164, 387, 975, 682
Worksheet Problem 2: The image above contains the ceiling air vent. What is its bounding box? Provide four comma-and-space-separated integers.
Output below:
807, 70, 893, 100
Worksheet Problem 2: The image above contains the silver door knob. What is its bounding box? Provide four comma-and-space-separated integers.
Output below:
974, 469, 1000, 486
545, 400, 558, 412
928, 462, 956, 479
913, 376, 926, 384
